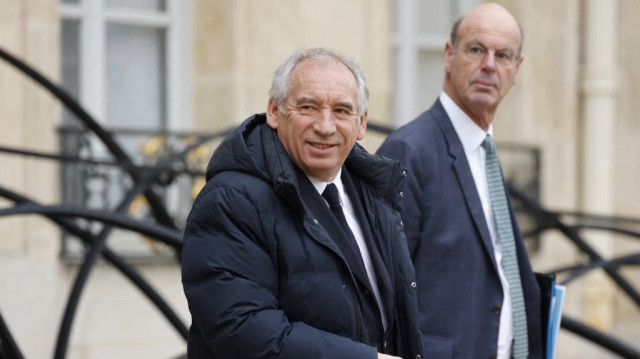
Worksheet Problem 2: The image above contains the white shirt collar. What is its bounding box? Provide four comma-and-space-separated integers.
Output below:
439, 92, 493, 154
307, 168, 345, 201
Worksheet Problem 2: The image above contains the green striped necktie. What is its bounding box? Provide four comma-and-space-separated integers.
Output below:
483, 134, 529, 359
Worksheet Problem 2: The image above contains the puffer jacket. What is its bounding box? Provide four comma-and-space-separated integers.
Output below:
181, 113, 422, 359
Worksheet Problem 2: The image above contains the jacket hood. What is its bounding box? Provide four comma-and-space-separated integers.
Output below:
205, 113, 406, 208
205, 114, 271, 182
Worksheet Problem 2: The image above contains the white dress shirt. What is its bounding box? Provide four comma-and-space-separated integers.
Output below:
440, 92, 514, 359
308, 169, 388, 330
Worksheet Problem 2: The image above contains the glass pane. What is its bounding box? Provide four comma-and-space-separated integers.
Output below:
60, 20, 81, 126
106, 23, 166, 130
106, 0, 165, 11
416, 0, 453, 36
61, 0, 81, 4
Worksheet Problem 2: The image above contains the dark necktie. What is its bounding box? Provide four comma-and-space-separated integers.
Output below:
483, 134, 529, 358
322, 183, 360, 251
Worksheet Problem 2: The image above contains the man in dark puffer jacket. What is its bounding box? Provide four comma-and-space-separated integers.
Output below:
181, 48, 423, 359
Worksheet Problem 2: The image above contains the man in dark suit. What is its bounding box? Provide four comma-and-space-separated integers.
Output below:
377, 3, 542, 359
181, 48, 422, 359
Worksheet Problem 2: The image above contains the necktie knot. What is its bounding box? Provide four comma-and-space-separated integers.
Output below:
482, 134, 496, 156
322, 183, 342, 209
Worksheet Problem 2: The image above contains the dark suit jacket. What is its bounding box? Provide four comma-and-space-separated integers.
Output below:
377, 99, 543, 359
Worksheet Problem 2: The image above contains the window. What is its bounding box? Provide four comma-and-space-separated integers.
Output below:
59, 0, 191, 262
392, 0, 477, 126
60, 0, 190, 131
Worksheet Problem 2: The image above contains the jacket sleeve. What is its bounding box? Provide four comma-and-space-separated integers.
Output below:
181, 184, 377, 359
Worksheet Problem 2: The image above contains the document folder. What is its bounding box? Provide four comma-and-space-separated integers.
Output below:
535, 272, 565, 359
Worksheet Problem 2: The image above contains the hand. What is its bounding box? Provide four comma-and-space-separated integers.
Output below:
377, 354, 401, 359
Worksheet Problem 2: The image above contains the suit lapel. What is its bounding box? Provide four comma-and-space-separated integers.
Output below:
296, 170, 372, 289
432, 100, 500, 273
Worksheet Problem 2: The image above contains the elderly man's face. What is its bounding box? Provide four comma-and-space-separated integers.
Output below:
444, 4, 523, 128
266, 59, 367, 182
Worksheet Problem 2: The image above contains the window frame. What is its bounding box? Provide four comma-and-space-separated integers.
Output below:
392, 0, 477, 126
59, 0, 191, 131
58, 0, 192, 263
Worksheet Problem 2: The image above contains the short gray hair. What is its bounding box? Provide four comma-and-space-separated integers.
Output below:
268, 48, 369, 116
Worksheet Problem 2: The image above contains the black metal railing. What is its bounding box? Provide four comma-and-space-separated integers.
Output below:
56, 125, 213, 263
0, 46, 638, 359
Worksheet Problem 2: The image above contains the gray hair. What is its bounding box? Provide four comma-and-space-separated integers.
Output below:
268, 48, 369, 116
450, 14, 524, 60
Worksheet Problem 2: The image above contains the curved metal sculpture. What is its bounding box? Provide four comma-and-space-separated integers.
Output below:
0, 46, 639, 359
